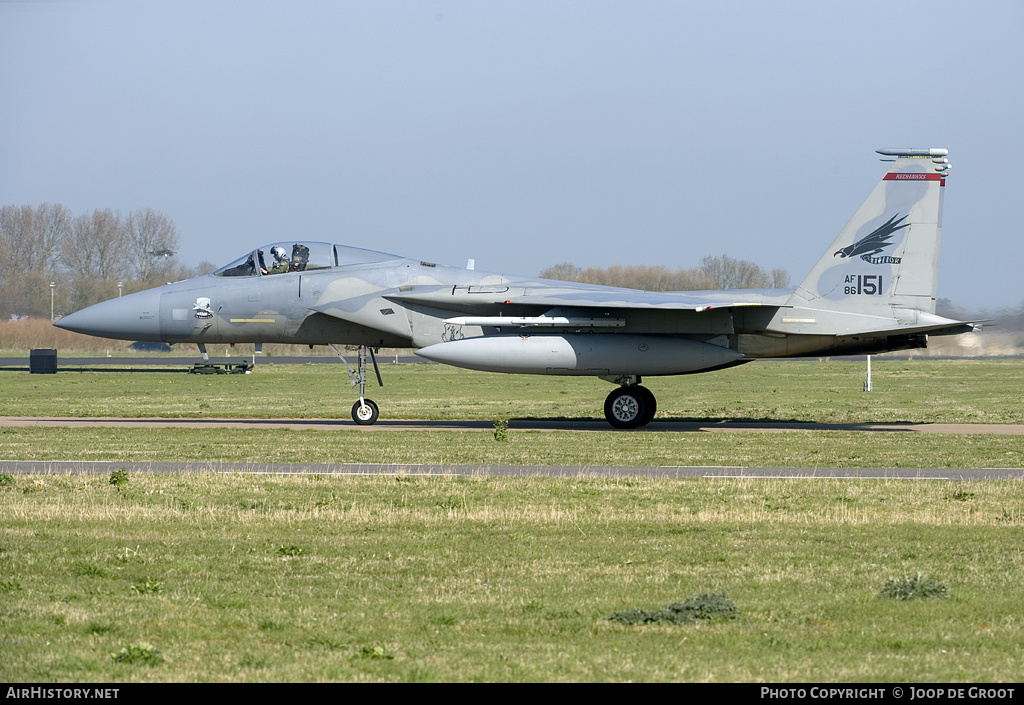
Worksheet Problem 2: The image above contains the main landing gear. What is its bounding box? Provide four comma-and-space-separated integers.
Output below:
331, 344, 383, 425
602, 377, 657, 429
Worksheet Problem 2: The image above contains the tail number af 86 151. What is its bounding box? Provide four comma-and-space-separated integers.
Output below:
844, 274, 883, 296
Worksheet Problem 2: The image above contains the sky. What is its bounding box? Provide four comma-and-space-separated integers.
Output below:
2, 0, 1021, 310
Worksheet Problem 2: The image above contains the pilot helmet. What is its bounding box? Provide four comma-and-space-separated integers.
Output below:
271, 246, 286, 259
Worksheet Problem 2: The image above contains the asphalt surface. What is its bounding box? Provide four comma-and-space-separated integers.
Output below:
0, 415, 1022, 434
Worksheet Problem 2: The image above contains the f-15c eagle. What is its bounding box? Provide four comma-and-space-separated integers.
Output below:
56, 148, 976, 428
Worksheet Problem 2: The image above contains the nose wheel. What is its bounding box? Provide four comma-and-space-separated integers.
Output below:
351, 398, 379, 425
604, 384, 657, 429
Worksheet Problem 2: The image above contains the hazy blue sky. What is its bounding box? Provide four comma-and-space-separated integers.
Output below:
2, 0, 1021, 309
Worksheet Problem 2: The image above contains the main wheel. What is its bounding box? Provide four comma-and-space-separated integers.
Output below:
351, 399, 380, 425
633, 385, 657, 426
604, 385, 654, 429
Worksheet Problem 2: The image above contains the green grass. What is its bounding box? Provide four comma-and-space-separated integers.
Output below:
1, 472, 1022, 682
1, 358, 1021, 470
0, 426, 1021, 469
0, 359, 1022, 682
0, 358, 1021, 424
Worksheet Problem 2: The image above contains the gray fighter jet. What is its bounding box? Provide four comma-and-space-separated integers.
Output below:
55, 148, 977, 428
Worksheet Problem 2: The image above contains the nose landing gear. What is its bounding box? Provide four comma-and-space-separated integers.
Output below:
351, 397, 379, 425
331, 344, 383, 425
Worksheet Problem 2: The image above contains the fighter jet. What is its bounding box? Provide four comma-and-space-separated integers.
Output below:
55, 148, 977, 428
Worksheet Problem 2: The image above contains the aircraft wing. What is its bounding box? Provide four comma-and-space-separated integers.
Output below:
382, 284, 974, 336
384, 284, 772, 313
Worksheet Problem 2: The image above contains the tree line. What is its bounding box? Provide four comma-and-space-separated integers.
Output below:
0, 204, 214, 319
540, 255, 791, 291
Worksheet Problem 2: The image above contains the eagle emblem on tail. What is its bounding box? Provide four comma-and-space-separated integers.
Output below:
834, 213, 909, 262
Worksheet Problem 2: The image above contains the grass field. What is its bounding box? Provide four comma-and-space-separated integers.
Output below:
1, 358, 1022, 682
2, 472, 1023, 682
0, 358, 1021, 469
1, 357, 1021, 424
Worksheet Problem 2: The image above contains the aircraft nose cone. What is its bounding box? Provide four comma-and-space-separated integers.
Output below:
54, 288, 163, 341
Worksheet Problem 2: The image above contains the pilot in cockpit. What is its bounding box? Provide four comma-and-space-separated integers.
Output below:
267, 246, 291, 275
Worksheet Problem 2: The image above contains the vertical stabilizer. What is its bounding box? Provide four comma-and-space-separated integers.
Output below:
789, 148, 949, 316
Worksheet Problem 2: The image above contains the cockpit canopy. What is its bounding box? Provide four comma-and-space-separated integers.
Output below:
214, 242, 399, 277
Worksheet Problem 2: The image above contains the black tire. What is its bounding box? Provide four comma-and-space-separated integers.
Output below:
633, 385, 657, 426
604, 386, 653, 429
351, 399, 379, 425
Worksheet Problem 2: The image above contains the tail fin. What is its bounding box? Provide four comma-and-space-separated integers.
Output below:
789, 148, 949, 316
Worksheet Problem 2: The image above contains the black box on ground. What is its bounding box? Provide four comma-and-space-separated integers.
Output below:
29, 348, 57, 374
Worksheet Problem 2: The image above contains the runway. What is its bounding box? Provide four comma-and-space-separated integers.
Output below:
0, 416, 1022, 434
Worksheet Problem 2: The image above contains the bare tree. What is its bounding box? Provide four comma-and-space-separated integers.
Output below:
126, 208, 180, 283
62, 209, 131, 281
698, 254, 788, 289
0, 203, 71, 274
0, 203, 210, 316
770, 267, 791, 288
539, 256, 790, 291
36, 203, 72, 274
0, 205, 28, 273
540, 262, 583, 281
541, 262, 711, 291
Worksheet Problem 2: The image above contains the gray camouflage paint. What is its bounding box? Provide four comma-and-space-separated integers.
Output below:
56, 149, 973, 376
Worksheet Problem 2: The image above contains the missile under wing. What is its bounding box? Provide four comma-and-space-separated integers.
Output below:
55, 148, 977, 428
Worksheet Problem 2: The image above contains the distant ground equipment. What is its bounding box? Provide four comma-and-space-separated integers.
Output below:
29, 349, 57, 374
188, 361, 252, 375
130, 342, 172, 352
